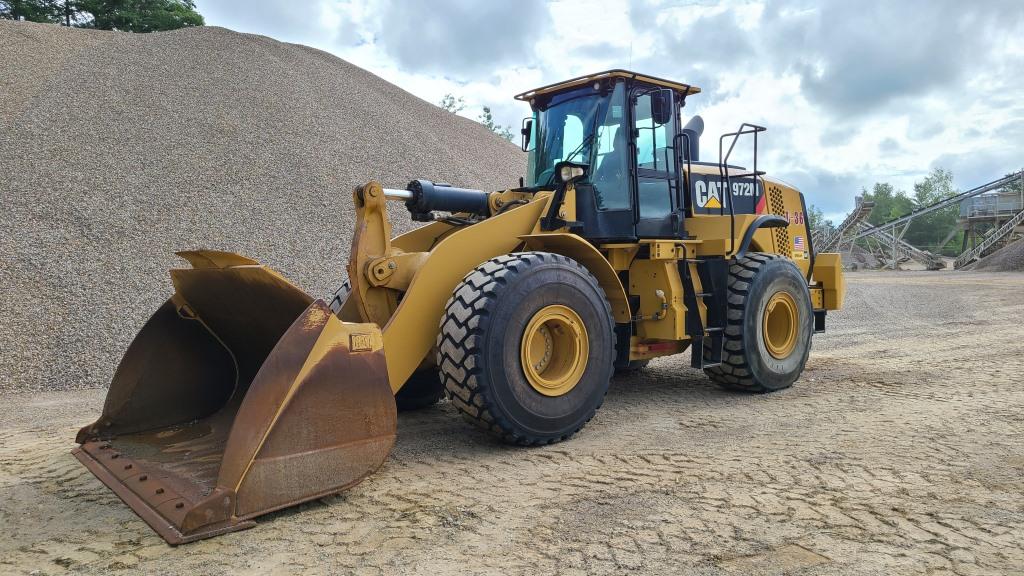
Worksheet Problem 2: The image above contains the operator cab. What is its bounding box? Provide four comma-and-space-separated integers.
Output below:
516, 69, 702, 242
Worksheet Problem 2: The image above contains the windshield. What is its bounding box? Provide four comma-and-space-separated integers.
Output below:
527, 82, 627, 197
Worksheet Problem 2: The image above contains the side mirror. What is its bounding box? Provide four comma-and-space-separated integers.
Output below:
651, 89, 673, 126
520, 117, 533, 152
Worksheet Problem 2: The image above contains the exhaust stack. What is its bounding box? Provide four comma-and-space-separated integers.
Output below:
682, 115, 704, 161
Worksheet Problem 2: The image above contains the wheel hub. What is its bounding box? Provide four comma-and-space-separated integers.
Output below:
763, 291, 798, 359
521, 305, 588, 396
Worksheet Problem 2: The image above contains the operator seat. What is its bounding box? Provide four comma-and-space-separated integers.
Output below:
593, 129, 628, 185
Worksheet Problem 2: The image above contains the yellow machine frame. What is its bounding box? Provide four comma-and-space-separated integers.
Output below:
340, 175, 844, 391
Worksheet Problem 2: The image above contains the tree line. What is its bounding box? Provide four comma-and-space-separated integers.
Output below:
810, 168, 1023, 256
0, 0, 202, 32
808, 169, 962, 254
859, 168, 960, 254
439, 93, 514, 142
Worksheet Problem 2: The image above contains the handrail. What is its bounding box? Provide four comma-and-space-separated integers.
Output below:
718, 123, 766, 255
673, 131, 694, 215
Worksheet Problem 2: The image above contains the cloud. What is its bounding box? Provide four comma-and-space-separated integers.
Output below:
628, 0, 1023, 118
373, 0, 550, 77
994, 119, 1024, 142
196, 0, 347, 46
878, 137, 901, 154
626, 2, 755, 98
906, 120, 943, 141
931, 149, 1024, 191
819, 125, 857, 147
630, 3, 753, 67
763, 0, 1024, 117
781, 167, 866, 216
573, 42, 627, 61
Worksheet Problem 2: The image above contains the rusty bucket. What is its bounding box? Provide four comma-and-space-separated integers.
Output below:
74, 250, 397, 544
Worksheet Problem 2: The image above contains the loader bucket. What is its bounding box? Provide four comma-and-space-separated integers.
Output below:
73, 250, 397, 544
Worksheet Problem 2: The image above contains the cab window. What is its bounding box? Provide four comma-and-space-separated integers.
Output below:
633, 91, 677, 220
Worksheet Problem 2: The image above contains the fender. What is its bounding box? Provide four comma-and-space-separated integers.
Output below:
519, 233, 631, 324
734, 214, 788, 259
379, 197, 549, 390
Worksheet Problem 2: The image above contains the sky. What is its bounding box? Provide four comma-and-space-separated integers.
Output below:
194, 0, 1024, 221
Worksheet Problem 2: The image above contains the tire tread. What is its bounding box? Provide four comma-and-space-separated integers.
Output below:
704, 252, 784, 393
438, 252, 614, 446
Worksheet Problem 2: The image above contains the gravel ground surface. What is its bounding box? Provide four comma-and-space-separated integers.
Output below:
2, 271, 1022, 575
969, 237, 1024, 272
0, 21, 523, 393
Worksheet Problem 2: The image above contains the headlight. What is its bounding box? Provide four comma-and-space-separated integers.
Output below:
556, 161, 588, 184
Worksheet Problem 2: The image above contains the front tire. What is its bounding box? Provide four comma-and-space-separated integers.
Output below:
704, 253, 813, 392
438, 252, 615, 445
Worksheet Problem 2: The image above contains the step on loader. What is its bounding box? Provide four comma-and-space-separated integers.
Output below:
74, 70, 845, 544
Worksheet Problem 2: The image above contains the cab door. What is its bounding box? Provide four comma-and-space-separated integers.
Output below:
632, 89, 683, 239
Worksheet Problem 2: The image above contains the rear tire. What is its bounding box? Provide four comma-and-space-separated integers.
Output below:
438, 252, 615, 445
329, 280, 444, 411
704, 253, 812, 393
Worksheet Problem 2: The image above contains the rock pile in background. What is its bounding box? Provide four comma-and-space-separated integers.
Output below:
967, 238, 1024, 272
0, 21, 524, 391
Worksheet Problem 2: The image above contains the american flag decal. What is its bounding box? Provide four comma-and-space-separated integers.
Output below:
793, 236, 805, 251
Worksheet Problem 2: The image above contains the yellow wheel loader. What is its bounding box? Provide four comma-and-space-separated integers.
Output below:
74, 70, 845, 544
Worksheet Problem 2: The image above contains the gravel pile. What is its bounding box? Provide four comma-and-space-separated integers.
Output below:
840, 244, 882, 271
967, 237, 1024, 272
0, 21, 525, 392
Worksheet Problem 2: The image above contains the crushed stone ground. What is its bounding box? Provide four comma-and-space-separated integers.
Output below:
2, 271, 1022, 575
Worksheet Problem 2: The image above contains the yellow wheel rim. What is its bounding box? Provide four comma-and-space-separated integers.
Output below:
763, 291, 799, 359
520, 304, 589, 397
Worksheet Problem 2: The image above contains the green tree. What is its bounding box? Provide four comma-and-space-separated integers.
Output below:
1, 0, 62, 23
807, 204, 832, 232
1, 0, 203, 31
903, 168, 960, 253
860, 169, 963, 255
862, 182, 915, 225
478, 106, 513, 142
1001, 170, 1024, 197
438, 93, 465, 114
76, 0, 203, 31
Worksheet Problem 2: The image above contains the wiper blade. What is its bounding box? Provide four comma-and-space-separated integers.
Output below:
545, 133, 595, 186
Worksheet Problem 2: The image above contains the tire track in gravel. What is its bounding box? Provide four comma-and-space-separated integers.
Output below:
2, 271, 1023, 575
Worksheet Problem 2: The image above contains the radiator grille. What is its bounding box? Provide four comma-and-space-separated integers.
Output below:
767, 186, 790, 253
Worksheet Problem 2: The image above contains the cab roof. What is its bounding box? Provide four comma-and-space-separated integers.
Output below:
514, 69, 701, 103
